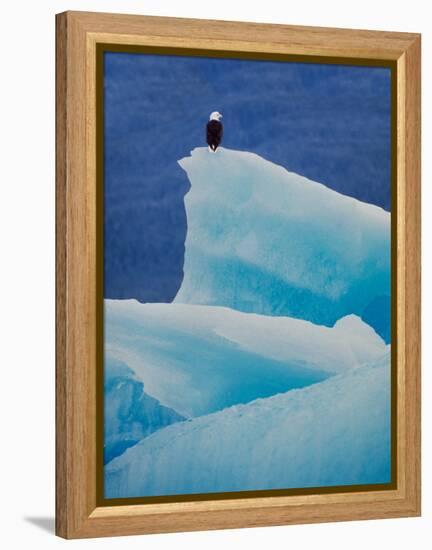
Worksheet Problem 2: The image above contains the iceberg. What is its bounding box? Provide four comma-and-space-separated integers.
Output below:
105, 350, 391, 498
104, 356, 184, 463
175, 148, 391, 342
105, 299, 386, 419
103, 147, 393, 494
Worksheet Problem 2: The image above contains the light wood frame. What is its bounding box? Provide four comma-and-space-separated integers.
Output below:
56, 10, 421, 539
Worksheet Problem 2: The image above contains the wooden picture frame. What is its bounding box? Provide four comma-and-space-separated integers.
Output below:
56, 10, 421, 539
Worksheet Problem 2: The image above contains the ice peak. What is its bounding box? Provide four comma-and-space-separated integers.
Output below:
175, 148, 391, 342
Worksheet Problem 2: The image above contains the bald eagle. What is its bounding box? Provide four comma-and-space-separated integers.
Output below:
206, 111, 223, 152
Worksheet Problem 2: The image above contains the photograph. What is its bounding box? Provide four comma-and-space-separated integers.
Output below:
101, 49, 394, 500
0, 2, 425, 547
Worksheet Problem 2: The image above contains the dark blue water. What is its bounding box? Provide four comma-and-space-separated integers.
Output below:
104, 52, 391, 302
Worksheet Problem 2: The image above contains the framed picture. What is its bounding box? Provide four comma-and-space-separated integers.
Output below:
56, 11, 421, 539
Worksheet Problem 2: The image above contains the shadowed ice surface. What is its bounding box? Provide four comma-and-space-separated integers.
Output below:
105, 351, 391, 497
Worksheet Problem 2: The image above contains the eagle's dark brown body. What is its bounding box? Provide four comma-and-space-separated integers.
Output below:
206, 119, 223, 151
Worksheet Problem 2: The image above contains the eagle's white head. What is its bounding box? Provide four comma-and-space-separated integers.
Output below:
209, 111, 223, 121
